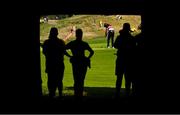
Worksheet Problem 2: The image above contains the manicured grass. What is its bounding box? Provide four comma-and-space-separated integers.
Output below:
41, 38, 125, 96
40, 15, 140, 97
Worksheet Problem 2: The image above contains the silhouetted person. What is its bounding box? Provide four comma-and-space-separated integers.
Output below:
104, 23, 115, 48
42, 27, 70, 98
132, 23, 145, 97
66, 29, 94, 100
114, 23, 136, 97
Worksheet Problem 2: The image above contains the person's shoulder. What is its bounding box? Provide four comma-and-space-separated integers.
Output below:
118, 30, 124, 34
116, 34, 121, 38
119, 30, 123, 32
82, 41, 89, 45
43, 39, 49, 44
68, 40, 75, 43
44, 39, 49, 42
66, 40, 74, 45
134, 33, 142, 39
56, 38, 63, 41
56, 38, 64, 43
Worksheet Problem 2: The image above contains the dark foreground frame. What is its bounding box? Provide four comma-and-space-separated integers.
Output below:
1, 0, 145, 113
3, 0, 179, 113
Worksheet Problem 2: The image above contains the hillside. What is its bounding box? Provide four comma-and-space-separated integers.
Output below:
40, 15, 141, 43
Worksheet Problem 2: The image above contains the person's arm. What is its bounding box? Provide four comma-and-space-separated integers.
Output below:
114, 36, 121, 49
63, 26, 76, 41
105, 28, 107, 37
64, 42, 73, 58
64, 30, 74, 41
64, 50, 72, 58
86, 44, 94, 59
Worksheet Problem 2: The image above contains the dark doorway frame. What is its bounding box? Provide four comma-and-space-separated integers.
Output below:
35, 0, 145, 97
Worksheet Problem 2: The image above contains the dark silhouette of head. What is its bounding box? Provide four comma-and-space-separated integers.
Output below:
49, 27, 58, 39
123, 23, 131, 32
119, 23, 132, 34
76, 29, 83, 41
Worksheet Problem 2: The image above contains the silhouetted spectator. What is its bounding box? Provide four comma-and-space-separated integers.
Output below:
132, 23, 145, 97
65, 29, 94, 100
114, 23, 136, 97
104, 23, 115, 48
42, 27, 70, 98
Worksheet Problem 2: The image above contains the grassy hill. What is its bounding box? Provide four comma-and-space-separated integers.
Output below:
40, 15, 141, 43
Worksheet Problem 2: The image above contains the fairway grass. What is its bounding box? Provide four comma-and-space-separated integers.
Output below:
41, 48, 125, 96
39, 15, 140, 97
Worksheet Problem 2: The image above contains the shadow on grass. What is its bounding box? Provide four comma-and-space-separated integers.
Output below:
66, 87, 128, 98
42, 87, 130, 98
32, 87, 140, 113
13, 87, 143, 113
